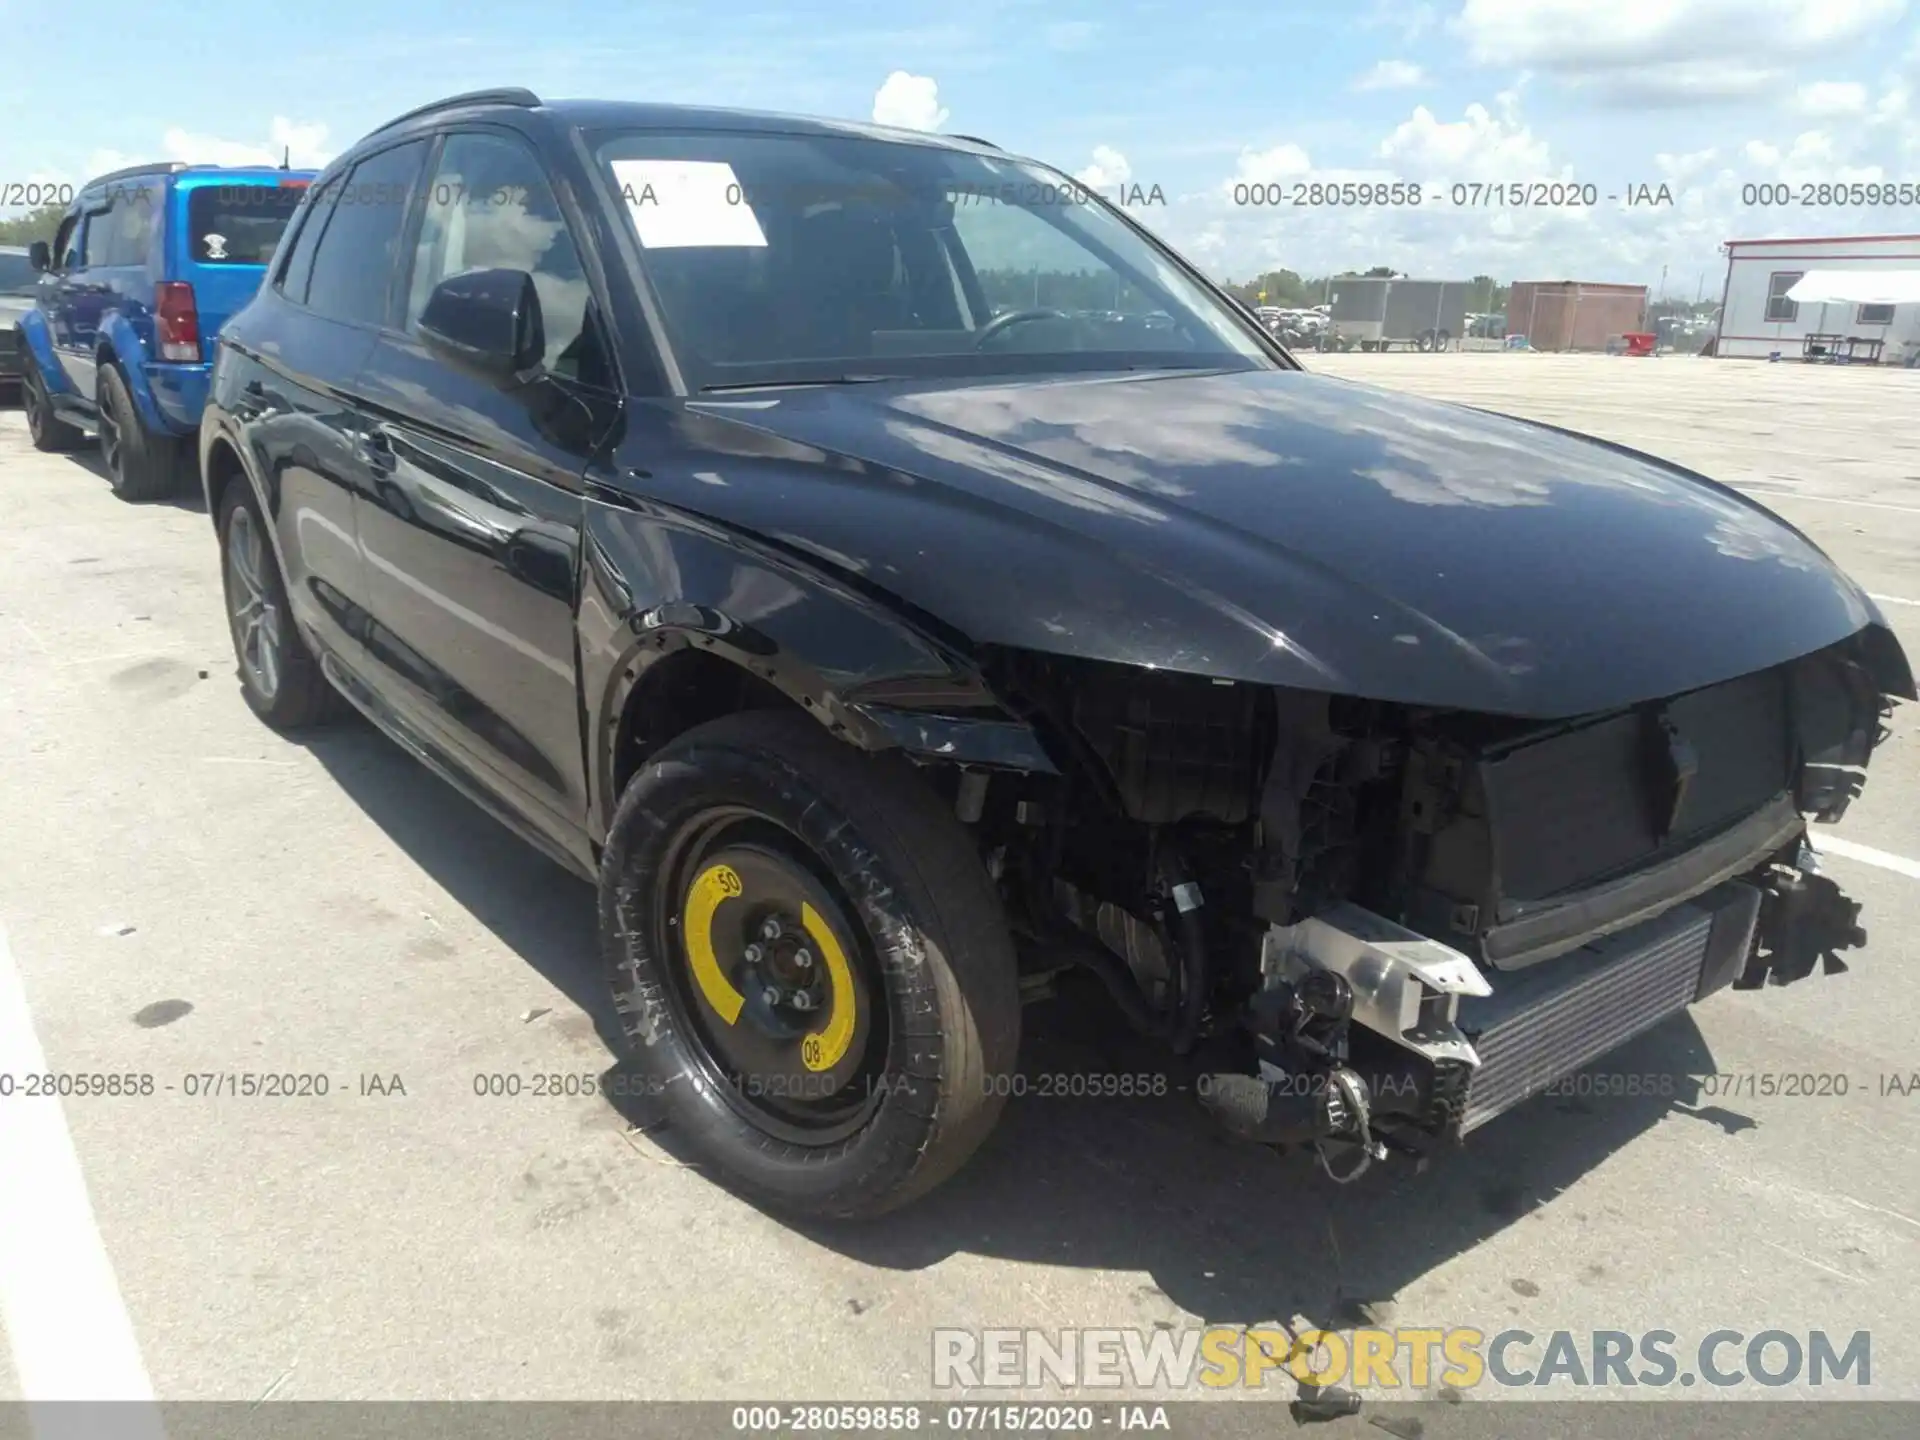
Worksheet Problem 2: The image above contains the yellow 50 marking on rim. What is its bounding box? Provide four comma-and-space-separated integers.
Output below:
799, 903, 857, 1073
683, 863, 746, 1025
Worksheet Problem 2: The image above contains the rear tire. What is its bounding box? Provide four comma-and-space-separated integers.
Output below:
601, 710, 1021, 1218
22, 350, 83, 452
99, 363, 190, 501
218, 483, 341, 730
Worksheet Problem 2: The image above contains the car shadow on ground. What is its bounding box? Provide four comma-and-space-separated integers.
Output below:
801, 991, 1727, 1331
302, 711, 1740, 1331
295, 718, 613, 1036
56, 445, 208, 514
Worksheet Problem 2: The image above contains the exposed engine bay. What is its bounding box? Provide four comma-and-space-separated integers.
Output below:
911, 626, 1907, 1181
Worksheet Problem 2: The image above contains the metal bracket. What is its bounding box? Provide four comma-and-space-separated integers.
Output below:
1263, 902, 1490, 1067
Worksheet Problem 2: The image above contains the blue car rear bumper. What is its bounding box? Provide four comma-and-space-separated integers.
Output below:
141, 361, 211, 434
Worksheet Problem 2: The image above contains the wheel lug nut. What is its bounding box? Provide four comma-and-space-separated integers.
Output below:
760, 918, 783, 941
744, 943, 764, 965
794, 949, 812, 969
792, 991, 814, 1012
762, 985, 781, 1007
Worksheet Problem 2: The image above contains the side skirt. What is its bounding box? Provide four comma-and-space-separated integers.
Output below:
318, 646, 600, 885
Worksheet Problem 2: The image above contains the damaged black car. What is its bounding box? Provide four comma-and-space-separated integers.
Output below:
198, 89, 1914, 1216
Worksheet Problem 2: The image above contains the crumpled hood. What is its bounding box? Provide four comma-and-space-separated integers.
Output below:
632, 366, 1885, 718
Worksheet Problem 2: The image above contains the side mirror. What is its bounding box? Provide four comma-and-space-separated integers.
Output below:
27, 241, 50, 272
417, 268, 545, 387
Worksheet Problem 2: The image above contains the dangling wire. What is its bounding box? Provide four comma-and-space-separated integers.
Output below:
1315, 1070, 1377, 1185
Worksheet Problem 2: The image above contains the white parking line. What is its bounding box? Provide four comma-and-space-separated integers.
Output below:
1739, 489, 1920, 517
0, 922, 166, 1434
1869, 593, 1920, 608
1809, 833, 1920, 882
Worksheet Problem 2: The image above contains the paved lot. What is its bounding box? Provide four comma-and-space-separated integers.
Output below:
2, 353, 1919, 1417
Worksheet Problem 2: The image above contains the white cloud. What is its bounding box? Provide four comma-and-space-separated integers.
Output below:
1045, 20, 1100, 50
82, 149, 143, 179
1794, 80, 1870, 115
1162, 32, 1920, 287
1653, 146, 1721, 185
1076, 145, 1132, 189
0, 120, 334, 213
1229, 142, 1315, 186
1377, 101, 1555, 177
1583, 61, 1785, 105
1355, 59, 1427, 91
154, 117, 333, 169
872, 71, 949, 131
1457, 0, 1908, 71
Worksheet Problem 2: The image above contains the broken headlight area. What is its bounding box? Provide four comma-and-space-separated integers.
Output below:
959, 630, 1902, 1175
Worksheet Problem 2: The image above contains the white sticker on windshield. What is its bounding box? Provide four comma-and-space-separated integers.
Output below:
610, 160, 768, 249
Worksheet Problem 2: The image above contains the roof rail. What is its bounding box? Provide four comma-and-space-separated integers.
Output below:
366, 87, 543, 137
945, 134, 1000, 149
84, 161, 186, 190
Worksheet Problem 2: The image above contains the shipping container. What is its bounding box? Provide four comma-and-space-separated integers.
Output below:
1505, 281, 1649, 352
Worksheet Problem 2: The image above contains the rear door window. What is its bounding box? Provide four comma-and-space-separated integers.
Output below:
303, 142, 429, 329
186, 181, 310, 266
276, 184, 338, 305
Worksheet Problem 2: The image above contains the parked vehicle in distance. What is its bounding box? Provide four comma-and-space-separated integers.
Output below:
1329, 276, 1472, 351
17, 162, 316, 499
1, 246, 38, 391
201, 89, 1910, 1218
1465, 311, 1507, 341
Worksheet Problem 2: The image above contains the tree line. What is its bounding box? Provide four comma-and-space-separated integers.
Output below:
0, 203, 63, 247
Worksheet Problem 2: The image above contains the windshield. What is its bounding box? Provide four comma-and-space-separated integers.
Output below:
0, 252, 36, 295
590, 129, 1274, 390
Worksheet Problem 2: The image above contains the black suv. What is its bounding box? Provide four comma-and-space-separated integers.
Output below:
201, 88, 1910, 1217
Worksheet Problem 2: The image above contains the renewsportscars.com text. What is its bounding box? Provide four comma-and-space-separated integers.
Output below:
932, 1327, 1871, 1391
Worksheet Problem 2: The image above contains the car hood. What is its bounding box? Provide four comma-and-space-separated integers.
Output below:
628, 366, 1886, 717
0, 294, 33, 325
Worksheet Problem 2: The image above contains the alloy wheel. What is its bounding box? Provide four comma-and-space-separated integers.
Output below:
225, 506, 283, 701
98, 398, 122, 480
23, 370, 47, 443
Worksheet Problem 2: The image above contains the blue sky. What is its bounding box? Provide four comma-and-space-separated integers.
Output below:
4, 0, 1917, 291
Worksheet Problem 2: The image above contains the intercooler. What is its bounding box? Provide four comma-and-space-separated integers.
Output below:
1456, 881, 1762, 1133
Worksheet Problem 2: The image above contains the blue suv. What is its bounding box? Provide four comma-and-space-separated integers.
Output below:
18, 161, 317, 500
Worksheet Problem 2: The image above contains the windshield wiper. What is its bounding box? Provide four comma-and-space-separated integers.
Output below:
699, 374, 909, 393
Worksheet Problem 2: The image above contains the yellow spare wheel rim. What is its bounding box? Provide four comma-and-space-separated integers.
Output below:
672, 836, 876, 1136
